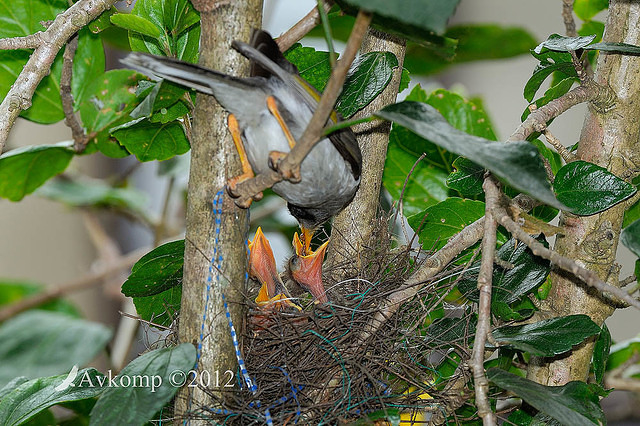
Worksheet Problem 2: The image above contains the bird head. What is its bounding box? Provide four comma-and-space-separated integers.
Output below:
288, 232, 329, 303
248, 227, 299, 310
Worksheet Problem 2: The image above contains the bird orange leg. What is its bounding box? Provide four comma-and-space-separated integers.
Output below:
266, 96, 296, 149
226, 114, 263, 205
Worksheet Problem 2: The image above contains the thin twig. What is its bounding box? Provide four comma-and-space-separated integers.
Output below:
543, 128, 576, 163
233, 10, 372, 205
562, 0, 577, 37
60, 35, 88, 152
494, 205, 640, 310
276, 0, 333, 52
0, 32, 46, 50
471, 174, 499, 426
0, 0, 116, 153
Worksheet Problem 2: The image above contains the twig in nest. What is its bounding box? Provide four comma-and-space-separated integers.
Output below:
494, 204, 640, 310
232, 10, 372, 205
471, 174, 499, 426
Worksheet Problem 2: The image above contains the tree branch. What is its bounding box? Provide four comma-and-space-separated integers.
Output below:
471, 175, 499, 426
60, 35, 88, 152
0, 0, 116, 154
276, 0, 333, 52
232, 10, 373, 205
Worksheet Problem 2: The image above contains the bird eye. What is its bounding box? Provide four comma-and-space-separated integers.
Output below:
289, 256, 301, 272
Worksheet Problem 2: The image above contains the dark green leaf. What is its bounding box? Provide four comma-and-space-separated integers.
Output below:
88, 7, 117, 33
424, 90, 497, 141
133, 285, 182, 327
554, 160, 636, 215
524, 50, 577, 102
622, 218, 640, 258
73, 29, 106, 107
491, 315, 601, 356
122, 240, 184, 297
110, 13, 161, 38
90, 344, 196, 425
0, 0, 67, 124
334, 0, 460, 35
534, 34, 596, 54
446, 157, 484, 196
529, 139, 563, 175
458, 236, 551, 305
128, 0, 200, 62
592, 323, 611, 385
78, 69, 143, 158
523, 77, 576, 121
0, 368, 105, 426
587, 41, 640, 55
492, 298, 536, 322
284, 44, 332, 92
0, 143, 74, 201
487, 368, 607, 425
507, 409, 535, 426
335, 51, 398, 118
112, 119, 189, 162
408, 198, 485, 251
623, 197, 640, 228
37, 178, 148, 216
376, 101, 563, 209
403, 24, 536, 75
574, 0, 608, 21
0, 311, 111, 387
0, 281, 79, 317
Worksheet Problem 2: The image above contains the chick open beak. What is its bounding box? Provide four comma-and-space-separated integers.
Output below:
291, 232, 329, 303
248, 227, 300, 310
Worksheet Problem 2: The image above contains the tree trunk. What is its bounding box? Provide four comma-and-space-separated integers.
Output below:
528, 0, 640, 385
327, 28, 406, 281
175, 1, 262, 420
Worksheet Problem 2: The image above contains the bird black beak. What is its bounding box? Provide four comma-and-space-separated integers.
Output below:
291, 232, 329, 303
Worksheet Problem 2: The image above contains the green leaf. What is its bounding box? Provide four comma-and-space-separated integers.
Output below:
534, 34, 597, 54
110, 13, 161, 38
0, 368, 105, 426
592, 323, 611, 385
0, 311, 111, 387
0, 281, 79, 317
621, 218, 640, 258
608, 337, 640, 371
284, 44, 332, 93
587, 41, 640, 55
487, 368, 607, 425
335, 51, 398, 118
128, 0, 200, 62
578, 21, 605, 42
446, 157, 484, 196
88, 7, 118, 33
458, 236, 551, 305
36, 178, 149, 216
524, 50, 576, 102
574, 0, 608, 21
522, 77, 576, 121
490, 315, 601, 356
0, 0, 68, 124
408, 198, 485, 251
89, 344, 196, 425
529, 139, 563, 175
78, 69, 143, 158
398, 68, 410, 92
132, 285, 182, 328
376, 101, 563, 209
491, 298, 536, 322
334, 0, 460, 35
73, 29, 106, 107
554, 160, 636, 215
0, 143, 74, 201
112, 119, 189, 162
122, 240, 184, 297
404, 24, 537, 76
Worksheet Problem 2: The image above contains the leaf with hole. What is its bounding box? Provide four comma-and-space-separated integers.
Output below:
554, 160, 636, 215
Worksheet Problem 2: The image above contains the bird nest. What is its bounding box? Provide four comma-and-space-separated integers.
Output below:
190, 221, 476, 424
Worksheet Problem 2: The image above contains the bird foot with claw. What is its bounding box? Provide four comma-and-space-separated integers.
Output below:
226, 177, 263, 208
269, 151, 301, 183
